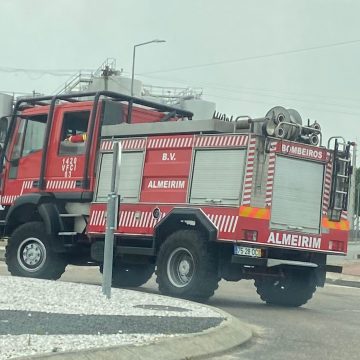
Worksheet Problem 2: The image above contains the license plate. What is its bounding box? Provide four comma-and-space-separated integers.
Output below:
234, 246, 261, 257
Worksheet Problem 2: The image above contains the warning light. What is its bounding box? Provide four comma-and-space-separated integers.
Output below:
244, 230, 258, 242
329, 240, 344, 252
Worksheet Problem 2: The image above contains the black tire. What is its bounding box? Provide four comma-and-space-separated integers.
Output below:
5, 221, 67, 280
155, 229, 220, 301
100, 262, 155, 288
254, 268, 317, 307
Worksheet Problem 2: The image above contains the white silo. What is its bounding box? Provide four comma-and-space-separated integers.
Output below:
0, 93, 13, 144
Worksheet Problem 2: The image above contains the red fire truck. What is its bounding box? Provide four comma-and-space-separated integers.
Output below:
0, 91, 352, 307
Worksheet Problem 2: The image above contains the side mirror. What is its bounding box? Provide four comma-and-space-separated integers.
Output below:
9, 157, 19, 166
0, 117, 9, 144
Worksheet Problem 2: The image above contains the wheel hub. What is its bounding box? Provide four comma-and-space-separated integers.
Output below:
179, 259, 190, 276
17, 237, 46, 272
167, 247, 195, 288
23, 244, 42, 265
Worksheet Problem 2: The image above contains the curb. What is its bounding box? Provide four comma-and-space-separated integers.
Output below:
16, 309, 253, 360
326, 273, 360, 288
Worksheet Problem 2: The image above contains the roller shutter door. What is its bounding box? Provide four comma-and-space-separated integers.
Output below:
96, 152, 143, 202
190, 149, 246, 205
270, 156, 324, 234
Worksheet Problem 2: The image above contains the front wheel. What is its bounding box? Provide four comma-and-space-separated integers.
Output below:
254, 268, 317, 307
5, 222, 67, 280
155, 229, 220, 301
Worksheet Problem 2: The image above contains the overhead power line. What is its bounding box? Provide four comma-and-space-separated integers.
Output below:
136, 72, 360, 117
203, 92, 360, 118
139, 38, 360, 75
0, 66, 95, 77
138, 73, 360, 111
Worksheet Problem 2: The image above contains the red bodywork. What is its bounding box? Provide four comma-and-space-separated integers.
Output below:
88, 135, 349, 255
1, 102, 349, 256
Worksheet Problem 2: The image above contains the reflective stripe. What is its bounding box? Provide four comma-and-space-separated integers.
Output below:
239, 206, 270, 220
322, 218, 349, 231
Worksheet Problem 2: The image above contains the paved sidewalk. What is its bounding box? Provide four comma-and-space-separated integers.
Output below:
325, 241, 360, 287
343, 262, 360, 276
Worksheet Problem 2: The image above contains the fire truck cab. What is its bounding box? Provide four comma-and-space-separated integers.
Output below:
0, 91, 352, 307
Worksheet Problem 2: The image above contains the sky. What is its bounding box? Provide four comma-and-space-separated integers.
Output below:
0, 0, 359, 146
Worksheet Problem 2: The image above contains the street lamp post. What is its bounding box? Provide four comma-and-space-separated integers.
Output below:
131, 39, 166, 97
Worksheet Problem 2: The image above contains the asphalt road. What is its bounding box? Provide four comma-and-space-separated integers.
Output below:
1, 263, 359, 360
207, 280, 360, 360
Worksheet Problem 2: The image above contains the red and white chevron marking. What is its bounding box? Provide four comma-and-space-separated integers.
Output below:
0, 195, 19, 204
21, 180, 34, 194
89, 209, 238, 234
147, 137, 193, 149
265, 141, 277, 206
1, 180, 33, 204
101, 138, 146, 151
207, 214, 238, 233
195, 135, 248, 148
46, 180, 77, 190
118, 211, 166, 228
341, 211, 348, 220
90, 210, 107, 227
322, 158, 333, 215
242, 136, 257, 205
89, 210, 167, 228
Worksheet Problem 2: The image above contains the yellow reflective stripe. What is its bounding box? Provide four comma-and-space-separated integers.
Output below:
239, 206, 253, 217
239, 206, 270, 220
256, 208, 270, 220
322, 217, 349, 230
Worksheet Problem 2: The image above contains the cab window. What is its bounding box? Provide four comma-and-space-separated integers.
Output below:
9, 114, 47, 179
59, 111, 90, 155
11, 114, 47, 160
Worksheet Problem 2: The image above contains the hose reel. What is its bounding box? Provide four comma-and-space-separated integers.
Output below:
263, 106, 321, 145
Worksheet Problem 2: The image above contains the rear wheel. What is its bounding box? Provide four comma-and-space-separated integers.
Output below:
155, 229, 220, 301
6, 222, 67, 280
254, 268, 317, 307
100, 262, 155, 287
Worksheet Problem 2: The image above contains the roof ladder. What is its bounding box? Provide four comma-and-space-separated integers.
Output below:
329, 139, 352, 217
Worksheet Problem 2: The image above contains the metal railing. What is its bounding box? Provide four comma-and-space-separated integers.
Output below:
142, 85, 203, 105
54, 58, 119, 95
54, 71, 94, 95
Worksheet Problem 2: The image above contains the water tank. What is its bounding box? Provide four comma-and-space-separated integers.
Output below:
178, 99, 216, 121
86, 76, 142, 96
0, 93, 13, 117
0, 93, 13, 144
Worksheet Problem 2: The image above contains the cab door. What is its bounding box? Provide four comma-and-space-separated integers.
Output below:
1, 114, 47, 204
43, 106, 91, 193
